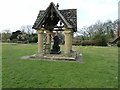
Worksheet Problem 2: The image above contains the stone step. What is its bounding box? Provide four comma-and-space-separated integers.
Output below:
43, 56, 76, 61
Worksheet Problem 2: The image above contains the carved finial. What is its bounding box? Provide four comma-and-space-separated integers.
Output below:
56, 3, 59, 9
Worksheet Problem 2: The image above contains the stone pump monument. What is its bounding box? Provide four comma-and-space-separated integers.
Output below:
32, 2, 79, 61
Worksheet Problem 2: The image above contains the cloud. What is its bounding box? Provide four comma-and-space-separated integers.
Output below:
0, 0, 119, 32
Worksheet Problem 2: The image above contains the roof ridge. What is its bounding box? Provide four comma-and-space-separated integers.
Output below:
32, 2, 77, 32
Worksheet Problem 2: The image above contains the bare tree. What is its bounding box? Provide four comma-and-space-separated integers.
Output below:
2, 29, 11, 34
20, 25, 36, 43
20, 25, 34, 34
2, 29, 11, 41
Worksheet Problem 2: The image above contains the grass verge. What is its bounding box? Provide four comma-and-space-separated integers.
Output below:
2, 43, 118, 88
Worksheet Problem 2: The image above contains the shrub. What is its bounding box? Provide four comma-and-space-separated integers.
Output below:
17, 41, 23, 43
80, 39, 108, 46
92, 34, 107, 46
81, 40, 96, 46
116, 41, 120, 47
97, 38, 107, 46
31, 36, 38, 43
72, 39, 81, 45
11, 39, 18, 43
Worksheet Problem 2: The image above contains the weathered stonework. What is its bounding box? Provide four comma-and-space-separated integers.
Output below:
64, 29, 73, 56
37, 29, 44, 57
31, 2, 80, 61
46, 30, 52, 54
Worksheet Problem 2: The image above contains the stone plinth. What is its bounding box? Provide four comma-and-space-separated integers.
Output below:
21, 51, 83, 62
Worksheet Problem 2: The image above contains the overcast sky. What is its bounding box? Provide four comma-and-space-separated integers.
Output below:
0, 0, 119, 32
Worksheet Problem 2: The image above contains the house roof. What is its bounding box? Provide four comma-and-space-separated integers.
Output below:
32, 2, 77, 32
111, 37, 120, 44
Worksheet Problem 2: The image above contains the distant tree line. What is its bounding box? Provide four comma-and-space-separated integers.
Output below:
1, 19, 119, 46
10, 25, 37, 43
1, 29, 11, 42
73, 19, 119, 46
1, 25, 38, 43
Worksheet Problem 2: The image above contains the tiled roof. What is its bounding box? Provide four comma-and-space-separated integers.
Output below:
32, 2, 77, 32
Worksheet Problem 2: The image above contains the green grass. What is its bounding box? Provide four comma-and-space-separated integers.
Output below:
0, 43, 2, 89
2, 43, 118, 88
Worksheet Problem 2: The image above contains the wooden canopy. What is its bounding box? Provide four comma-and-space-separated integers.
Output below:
32, 2, 77, 32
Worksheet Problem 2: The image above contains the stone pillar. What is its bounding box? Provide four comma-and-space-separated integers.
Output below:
70, 32, 73, 52
37, 29, 44, 56
64, 29, 73, 55
46, 31, 52, 54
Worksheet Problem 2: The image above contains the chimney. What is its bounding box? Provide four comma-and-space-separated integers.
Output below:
117, 2, 120, 37
115, 25, 119, 38
118, 1, 120, 19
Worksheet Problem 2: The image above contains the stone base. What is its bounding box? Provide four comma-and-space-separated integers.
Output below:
21, 51, 83, 62
50, 50, 61, 54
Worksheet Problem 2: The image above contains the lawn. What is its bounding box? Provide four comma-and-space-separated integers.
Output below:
2, 43, 118, 88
